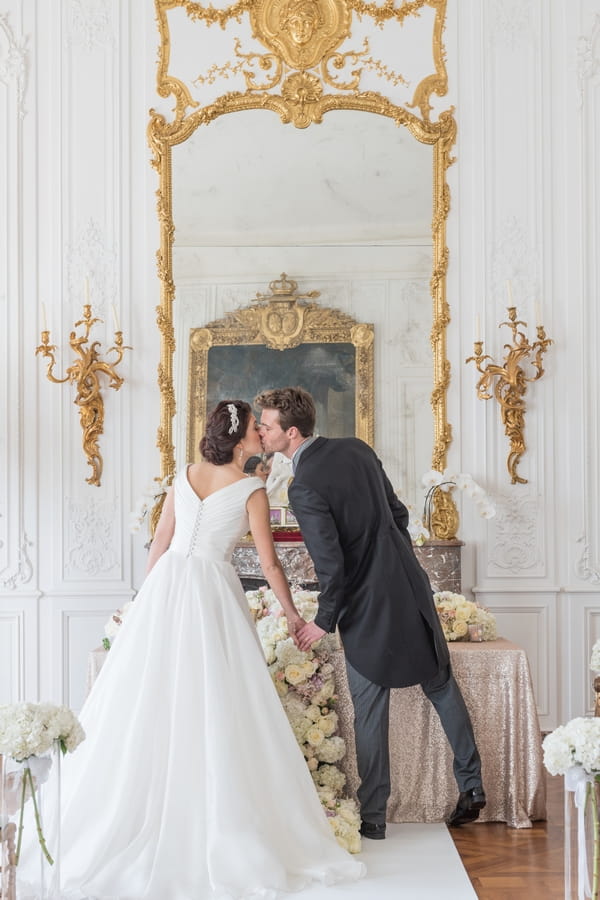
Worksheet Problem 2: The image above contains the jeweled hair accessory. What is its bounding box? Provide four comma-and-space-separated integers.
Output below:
227, 403, 240, 435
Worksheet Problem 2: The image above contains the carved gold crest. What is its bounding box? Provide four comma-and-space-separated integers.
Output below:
250, 0, 351, 70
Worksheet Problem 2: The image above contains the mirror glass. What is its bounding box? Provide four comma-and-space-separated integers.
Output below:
170, 108, 434, 504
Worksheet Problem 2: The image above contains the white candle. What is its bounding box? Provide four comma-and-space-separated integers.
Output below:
475, 314, 481, 342
111, 304, 120, 332
84, 276, 90, 303
535, 301, 542, 327
506, 280, 514, 307
41, 303, 48, 332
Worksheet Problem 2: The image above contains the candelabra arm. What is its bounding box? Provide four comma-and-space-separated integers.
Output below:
527, 331, 553, 382
35, 334, 71, 384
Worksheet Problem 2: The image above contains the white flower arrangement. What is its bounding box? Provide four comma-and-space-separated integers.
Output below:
542, 716, 600, 897
246, 586, 361, 852
0, 702, 85, 865
410, 470, 496, 544
129, 476, 171, 534
433, 591, 498, 642
102, 600, 135, 650
0, 702, 85, 761
591, 639, 600, 675
542, 717, 600, 778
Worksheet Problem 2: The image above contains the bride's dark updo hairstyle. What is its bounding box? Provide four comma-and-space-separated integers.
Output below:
200, 400, 252, 465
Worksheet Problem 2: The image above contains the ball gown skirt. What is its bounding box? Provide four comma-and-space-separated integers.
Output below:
16, 472, 364, 899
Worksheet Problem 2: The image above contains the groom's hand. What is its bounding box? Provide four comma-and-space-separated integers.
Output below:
287, 615, 307, 648
296, 621, 326, 652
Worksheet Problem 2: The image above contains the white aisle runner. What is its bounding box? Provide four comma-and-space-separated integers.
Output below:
299, 823, 477, 900
15, 824, 476, 900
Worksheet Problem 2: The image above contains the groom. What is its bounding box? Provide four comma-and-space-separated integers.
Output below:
255, 387, 486, 839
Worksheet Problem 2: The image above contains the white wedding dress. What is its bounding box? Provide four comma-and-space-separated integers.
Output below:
18, 469, 364, 899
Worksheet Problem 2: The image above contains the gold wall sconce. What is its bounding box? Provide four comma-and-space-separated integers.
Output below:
466, 302, 552, 485
36, 301, 131, 487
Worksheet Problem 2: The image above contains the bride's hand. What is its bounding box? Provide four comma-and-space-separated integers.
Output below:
286, 614, 307, 647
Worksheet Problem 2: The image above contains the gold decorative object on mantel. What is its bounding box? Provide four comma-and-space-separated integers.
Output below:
35, 304, 131, 487
149, 0, 459, 539
187, 273, 374, 462
466, 304, 552, 485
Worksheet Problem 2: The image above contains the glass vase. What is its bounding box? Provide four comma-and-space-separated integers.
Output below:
1, 744, 62, 899
564, 770, 600, 900
1, 754, 18, 900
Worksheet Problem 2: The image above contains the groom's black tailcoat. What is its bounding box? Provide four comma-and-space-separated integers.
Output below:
288, 437, 450, 688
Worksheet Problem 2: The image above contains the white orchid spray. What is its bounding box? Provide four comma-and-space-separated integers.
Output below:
129, 476, 172, 535
408, 469, 496, 544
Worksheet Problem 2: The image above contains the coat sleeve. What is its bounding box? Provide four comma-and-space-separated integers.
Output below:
288, 481, 345, 633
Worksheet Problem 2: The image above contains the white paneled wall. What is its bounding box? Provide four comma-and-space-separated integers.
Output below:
448, 0, 600, 729
1, 0, 599, 730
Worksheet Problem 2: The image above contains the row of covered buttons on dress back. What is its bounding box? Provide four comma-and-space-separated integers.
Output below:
187, 500, 204, 557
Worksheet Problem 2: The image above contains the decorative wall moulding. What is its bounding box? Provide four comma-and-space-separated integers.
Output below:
576, 13, 600, 108
65, 497, 120, 578
0, 531, 34, 591
487, 493, 542, 572
66, 0, 114, 52
575, 535, 600, 585
0, 12, 28, 117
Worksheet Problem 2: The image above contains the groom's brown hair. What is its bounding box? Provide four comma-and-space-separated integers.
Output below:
254, 387, 316, 436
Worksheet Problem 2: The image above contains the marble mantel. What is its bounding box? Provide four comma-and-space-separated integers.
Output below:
232, 538, 462, 594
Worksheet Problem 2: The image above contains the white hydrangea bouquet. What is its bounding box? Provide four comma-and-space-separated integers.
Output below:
433, 591, 497, 642
542, 716, 600, 900
247, 587, 361, 853
0, 702, 85, 864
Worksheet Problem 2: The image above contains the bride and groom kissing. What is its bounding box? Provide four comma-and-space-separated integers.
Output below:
255, 387, 486, 841
17, 386, 484, 899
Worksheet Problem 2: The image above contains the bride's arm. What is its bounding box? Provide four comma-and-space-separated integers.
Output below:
145, 488, 175, 575
247, 488, 304, 636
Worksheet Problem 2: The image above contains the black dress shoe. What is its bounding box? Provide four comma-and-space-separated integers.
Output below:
360, 820, 386, 840
447, 788, 487, 827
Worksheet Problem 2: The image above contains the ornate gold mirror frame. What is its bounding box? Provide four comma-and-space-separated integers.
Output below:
148, 0, 457, 537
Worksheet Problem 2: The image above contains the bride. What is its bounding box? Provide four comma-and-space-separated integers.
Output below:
19, 400, 364, 899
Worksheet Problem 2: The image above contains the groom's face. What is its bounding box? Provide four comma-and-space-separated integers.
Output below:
257, 409, 293, 457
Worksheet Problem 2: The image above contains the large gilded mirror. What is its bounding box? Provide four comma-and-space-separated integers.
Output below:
149, 0, 457, 534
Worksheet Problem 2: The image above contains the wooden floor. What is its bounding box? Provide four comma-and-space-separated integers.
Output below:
450, 772, 564, 899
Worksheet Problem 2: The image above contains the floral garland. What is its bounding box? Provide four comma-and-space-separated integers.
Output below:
247, 587, 361, 853
433, 591, 497, 642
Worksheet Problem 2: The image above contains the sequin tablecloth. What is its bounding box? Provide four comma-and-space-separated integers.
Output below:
331, 638, 546, 829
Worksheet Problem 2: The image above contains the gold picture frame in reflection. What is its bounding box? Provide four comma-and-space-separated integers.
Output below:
186, 274, 374, 463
